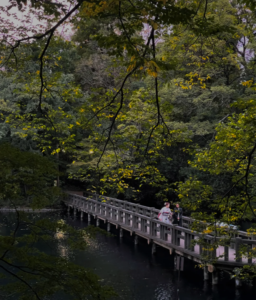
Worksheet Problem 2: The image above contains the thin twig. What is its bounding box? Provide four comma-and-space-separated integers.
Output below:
97, 88, 125, 167
118, 0, 139, 54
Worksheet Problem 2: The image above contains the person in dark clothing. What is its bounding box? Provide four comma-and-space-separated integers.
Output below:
173, 203, 183, 226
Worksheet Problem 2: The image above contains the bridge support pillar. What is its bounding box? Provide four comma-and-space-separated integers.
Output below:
204, 266, 209, 280
96, 218, 100, 227
119, 228, 123, 238
134, 235, 138, 245
74, 208, 77, 218
80, 211, 83, 220
152, 243, 156, 255
212, 269, 219, 285
107, 223, 111, 232
88, 214, 91, 222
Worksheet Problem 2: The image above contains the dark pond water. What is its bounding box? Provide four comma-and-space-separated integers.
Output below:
0, 211, 255, 300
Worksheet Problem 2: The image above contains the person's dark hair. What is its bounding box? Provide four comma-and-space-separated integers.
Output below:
164, 202, 170, 206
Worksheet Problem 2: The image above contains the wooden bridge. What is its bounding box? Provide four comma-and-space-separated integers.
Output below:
63, 192, 256, 287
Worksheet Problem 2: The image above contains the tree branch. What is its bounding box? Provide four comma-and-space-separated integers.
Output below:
38, 30, 54, 112
0, 264, 41, 300
10, 1, 83, 47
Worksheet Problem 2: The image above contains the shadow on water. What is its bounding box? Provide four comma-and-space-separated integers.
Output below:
1, 211, 256, 300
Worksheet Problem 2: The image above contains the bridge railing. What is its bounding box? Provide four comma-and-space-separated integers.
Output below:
66, 193, 254, 232
95, 195, 256, 239
64, 193, 256, 266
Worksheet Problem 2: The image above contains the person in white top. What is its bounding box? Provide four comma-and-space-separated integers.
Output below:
158, 202, 172, 224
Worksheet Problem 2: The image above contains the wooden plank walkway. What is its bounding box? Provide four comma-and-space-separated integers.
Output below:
63, 192, 256, 284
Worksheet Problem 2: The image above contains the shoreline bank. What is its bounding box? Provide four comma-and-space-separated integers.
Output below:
0, 208, 62, 212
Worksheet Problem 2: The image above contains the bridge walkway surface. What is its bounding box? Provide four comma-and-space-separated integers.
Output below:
63, 192, 256, 286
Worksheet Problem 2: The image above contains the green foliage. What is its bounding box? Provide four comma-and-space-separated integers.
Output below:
0, 214, 115, 299
0, 143, 59, 208
179, 98, 256, 222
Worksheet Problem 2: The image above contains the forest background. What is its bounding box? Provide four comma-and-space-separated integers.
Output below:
1, 0, 256, 299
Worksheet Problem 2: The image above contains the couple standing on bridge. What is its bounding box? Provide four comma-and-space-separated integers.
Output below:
158, 202, 183, 226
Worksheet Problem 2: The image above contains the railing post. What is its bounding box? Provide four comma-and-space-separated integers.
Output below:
133, 214, 138, 230
184, 232, 189, 250
235, 237, 242, 263
198, 235, 204, 255
160, 225, 167, 241
184, 232, 193, 251
149, 219, 153, 236
125, 212, 129, 226
141, 218, 146, 233
118, 210, 123, 223
190, 235, 195, 252
171, 227, 177, 245
211, 239, 216, 260
224, 244, 229, 261
248, 244, 253, 264
230, 233, 235, 249
114, 208, 118, 221
106, 206, 111, 219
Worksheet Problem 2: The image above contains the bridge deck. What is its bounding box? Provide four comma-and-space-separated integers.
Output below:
63, 192, 256, 271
